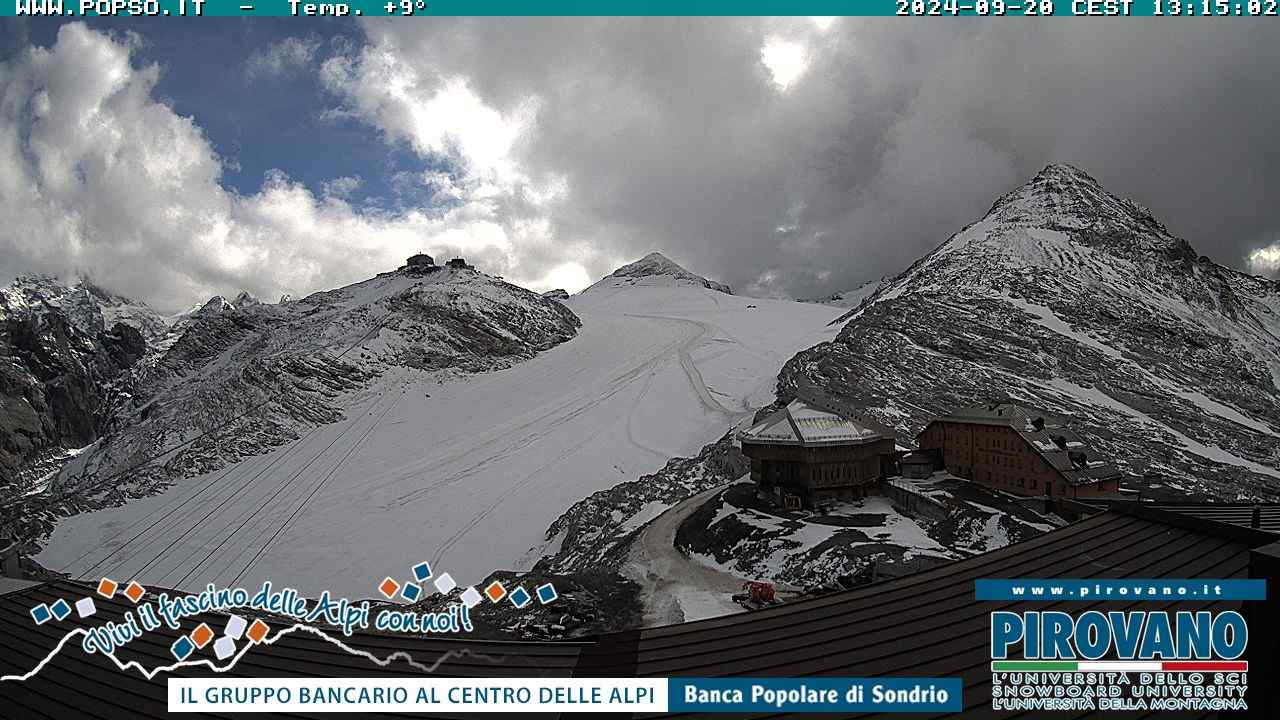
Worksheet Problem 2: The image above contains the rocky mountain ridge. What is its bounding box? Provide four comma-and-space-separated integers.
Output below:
5, 263, 582, 552
54, 263, 581, 498
782, 164, 1280, 500
0, 275, 163, 486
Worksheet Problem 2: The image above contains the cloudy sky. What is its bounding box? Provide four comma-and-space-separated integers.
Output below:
1, 18, 1277, 312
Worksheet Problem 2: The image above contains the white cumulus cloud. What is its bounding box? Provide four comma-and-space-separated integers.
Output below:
0, 23, 594, 311
1250, 243, 1280, 276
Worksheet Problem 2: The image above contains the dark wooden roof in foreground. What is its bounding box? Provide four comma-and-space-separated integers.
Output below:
2, 504, 1276, 719
1143, 502, 1280, 535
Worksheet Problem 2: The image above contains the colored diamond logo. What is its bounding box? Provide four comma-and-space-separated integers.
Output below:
49, 598, 71, 621
191, 623, 215, 649
213, 636, 236, 661
509, 587, 532, 609
30, 604, 51, 625
246, 619, 269, 644
75, 597, 97, 618
484, 581, 506, 603
412, 561, 432, 582
433, 573, 456, 594
124, 581, 145, 603
96, 578, 118, 599
536, 583, 558, 605
459, 587, 482, 609
401, 582, 421, 602
378, 577, 400, 600
225, 614, 247, 640
170, 636, 194, 661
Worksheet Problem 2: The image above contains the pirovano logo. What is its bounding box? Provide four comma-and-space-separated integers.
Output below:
979, 579, 1261, 712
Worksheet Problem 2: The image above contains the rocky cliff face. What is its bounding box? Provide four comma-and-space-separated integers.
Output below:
0, 276, 161, 487
780, 164, 1280, 501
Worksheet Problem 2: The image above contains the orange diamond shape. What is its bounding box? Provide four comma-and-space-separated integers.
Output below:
246, 618, 269, 644
123, 581, 145, 603
191, 623, 215, 649
97, 578, 118, 599
378, 577, 400, 600
484, 581, 507, 602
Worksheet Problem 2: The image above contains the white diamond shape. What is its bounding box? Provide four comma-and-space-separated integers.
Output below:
214, 636, 236, 661
433, 573, 456, 594
459, 587, 482, 609
75, 597, 96, 618
225, 615, 247, 640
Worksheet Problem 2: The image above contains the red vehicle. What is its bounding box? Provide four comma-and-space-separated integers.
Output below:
733, 581, 778, 610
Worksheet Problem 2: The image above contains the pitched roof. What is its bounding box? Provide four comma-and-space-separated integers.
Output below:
925, 402, 1122, 486
938, 400, 1066, 427
2, 504, 1273, 717
739, 399, 886, 447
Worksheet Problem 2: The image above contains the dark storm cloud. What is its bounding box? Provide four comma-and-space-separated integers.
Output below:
3, 20, 1278, 312
350, 18, 1280, 295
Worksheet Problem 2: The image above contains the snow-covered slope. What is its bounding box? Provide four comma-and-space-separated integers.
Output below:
781, 164, 1280, 500
36, 256, 841, 597
44, 264, 580, 498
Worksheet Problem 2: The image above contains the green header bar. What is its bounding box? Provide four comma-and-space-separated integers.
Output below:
10, 0, 1274, 17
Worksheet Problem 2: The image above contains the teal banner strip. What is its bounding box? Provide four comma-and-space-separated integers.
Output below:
9, 0, 1277, 17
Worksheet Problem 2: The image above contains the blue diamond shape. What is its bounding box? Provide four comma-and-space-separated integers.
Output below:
536, 583, 558, 605
412, 562, 432, 582
509, 587, 531, 609
171, 636, 194, 661
401, 582, 421, 602
30, 604, 51, 625
49, 599, 71, 621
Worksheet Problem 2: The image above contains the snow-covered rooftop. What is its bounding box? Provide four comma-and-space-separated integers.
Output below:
740, 399, 886, 447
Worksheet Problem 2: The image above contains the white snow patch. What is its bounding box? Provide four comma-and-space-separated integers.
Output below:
619, 501, 674, 534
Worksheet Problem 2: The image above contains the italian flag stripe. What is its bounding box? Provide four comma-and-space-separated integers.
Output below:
991, 660, 1247, 672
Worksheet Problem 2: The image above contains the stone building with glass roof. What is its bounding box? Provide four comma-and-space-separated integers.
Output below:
738, 398, 896, 510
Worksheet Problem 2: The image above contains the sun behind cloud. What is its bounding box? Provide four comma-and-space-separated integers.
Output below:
760, 36, 808, 91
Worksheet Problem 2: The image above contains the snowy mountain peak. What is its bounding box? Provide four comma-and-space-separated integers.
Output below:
587, 251, 732, 294
787, 165, 1280, 502
195, 295, 236, 316
1, 273, 166, 340
840, 165, 1206, 324
980, 164, 1173, 253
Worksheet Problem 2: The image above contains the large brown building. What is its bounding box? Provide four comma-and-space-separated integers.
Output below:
739, 399, 896, 510
916, 402, 1122, 499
